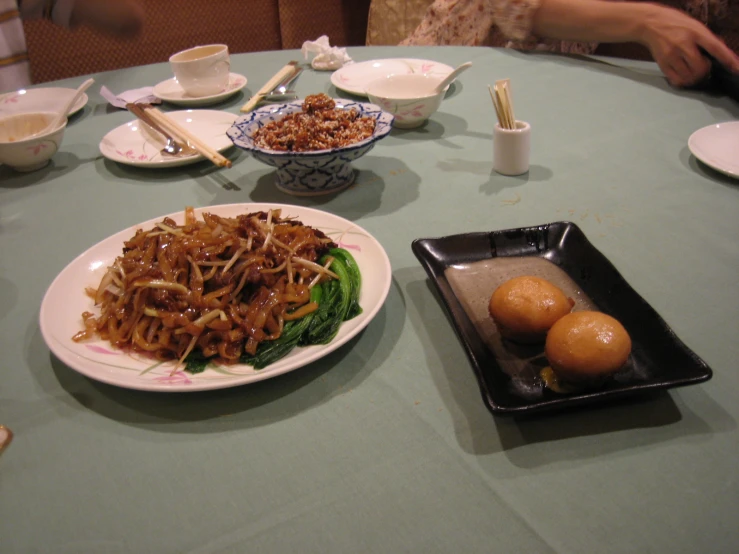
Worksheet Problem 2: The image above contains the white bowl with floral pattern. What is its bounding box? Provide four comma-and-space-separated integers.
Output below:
0, 111, 65, 172
365, 74, 445, 129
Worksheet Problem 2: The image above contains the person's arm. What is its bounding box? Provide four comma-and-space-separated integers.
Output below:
67, 0, 144, 38
531, 0, 739, 87
18, 0, 143, 38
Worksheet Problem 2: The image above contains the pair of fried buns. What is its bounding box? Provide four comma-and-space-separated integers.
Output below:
489, 276, 631, 383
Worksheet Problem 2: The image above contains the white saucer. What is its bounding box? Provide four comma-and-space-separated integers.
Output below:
0, 87, 87, 116
99, 109, 237, 168
688, 121, 739, 179
331, 59, 455, 96
153, 73, 247, 107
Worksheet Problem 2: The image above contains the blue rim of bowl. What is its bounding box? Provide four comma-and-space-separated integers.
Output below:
226, 98, 394, 157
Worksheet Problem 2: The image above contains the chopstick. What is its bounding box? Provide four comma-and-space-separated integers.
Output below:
240, 61, 300, 113
489, 79, 516, 129
141, 105, 232, 168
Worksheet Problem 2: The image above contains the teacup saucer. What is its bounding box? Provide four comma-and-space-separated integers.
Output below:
153, 73, 247, 107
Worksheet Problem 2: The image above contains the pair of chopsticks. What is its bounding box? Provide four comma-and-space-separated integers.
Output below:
488, 79, 516, 129
240, 61, 301, 113
138, 104, 232, 168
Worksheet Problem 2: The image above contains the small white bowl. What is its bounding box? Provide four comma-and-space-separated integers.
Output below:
365, 74, 445, 129
0, 112, 66, 172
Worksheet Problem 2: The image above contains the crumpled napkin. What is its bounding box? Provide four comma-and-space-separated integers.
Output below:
301, 35, 353, 71
100, 86, 161, 109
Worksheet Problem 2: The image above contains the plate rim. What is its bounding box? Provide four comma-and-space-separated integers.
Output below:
412, 221, 713, 416
688, 121, 739, 179
98, 108, 237, 168
331, 58, 455, 96
0, 87, 88, 116
39, 203, 392, 392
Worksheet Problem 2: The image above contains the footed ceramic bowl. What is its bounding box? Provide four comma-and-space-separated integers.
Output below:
0, 112, 66, 172
227, 99, 393, 196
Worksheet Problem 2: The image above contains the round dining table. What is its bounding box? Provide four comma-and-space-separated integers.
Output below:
1, 45, 738, 553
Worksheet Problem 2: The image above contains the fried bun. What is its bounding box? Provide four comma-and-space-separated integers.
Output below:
545, 311, 631, 384
488, 276, 575, 343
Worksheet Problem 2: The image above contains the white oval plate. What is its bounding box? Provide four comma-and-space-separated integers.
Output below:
688, 121, 739, 179
331, 58, 455, 96
99, 109, 237, 168
39, 203, 392, 392
153, 73, 247, 107
0, 87, 87, 116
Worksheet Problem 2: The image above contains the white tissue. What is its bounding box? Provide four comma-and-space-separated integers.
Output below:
100, 86, 161, 109
301, 35, 353, 71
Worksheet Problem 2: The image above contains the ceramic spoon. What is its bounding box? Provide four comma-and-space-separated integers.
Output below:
434, 62, 473, 93
43, 78, 95, 133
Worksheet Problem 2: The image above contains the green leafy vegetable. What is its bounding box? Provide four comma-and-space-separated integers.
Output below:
184, 350, 211, 374
329, 248, 362, 319
301, 278, 343, 346
186, 247, 363, 372
240, 285, 323, 369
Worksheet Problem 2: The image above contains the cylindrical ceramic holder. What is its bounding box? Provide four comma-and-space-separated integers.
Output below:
494, 120, 531, 176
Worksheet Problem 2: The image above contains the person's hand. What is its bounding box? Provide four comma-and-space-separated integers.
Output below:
639, 3, 739, 87
71, 0, 144, 39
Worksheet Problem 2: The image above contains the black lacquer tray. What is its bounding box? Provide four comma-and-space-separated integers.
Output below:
412, 221, 713, 416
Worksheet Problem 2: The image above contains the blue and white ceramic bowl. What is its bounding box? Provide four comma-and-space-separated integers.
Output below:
227, 99, 394, 196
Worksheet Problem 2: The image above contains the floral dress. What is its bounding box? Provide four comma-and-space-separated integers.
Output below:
401, 0, 737, 56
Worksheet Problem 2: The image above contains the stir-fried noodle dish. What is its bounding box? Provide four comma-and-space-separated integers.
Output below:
74, 208, 362, 372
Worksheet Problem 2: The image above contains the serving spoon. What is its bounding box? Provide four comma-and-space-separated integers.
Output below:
434, 62, 473, 93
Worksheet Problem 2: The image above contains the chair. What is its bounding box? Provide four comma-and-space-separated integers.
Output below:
23, 0, 371, 84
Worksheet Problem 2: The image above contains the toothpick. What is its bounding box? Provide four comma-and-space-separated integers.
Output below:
494, 85, 512, 129
496, 78, 516, 129
488, 85, 504, 127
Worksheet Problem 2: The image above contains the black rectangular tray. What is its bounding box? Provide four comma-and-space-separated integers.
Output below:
412, 221, 713, 416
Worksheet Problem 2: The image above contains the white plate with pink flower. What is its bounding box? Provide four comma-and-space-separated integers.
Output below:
331, 58, 455, 97
99, 109, 237, 168
39, 203, 392, 392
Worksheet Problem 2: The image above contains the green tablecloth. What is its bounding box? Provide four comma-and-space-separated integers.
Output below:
1, 46, 738, 553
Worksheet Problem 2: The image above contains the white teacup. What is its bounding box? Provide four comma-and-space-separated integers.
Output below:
170, 44, 230, 97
